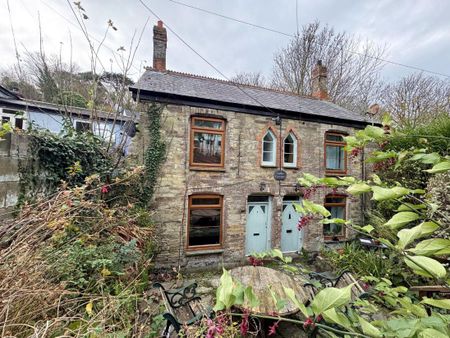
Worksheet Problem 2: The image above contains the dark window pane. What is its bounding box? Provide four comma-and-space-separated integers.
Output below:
15, 118, 23, 129
193, 119, 223, 129
324, 205, 345, 236
283, 195, 301, 202
189, 208, 221, 246
1, 116, 10, 123
326, 134, 344, 142
284, 141, 294, 163
325, 196, 345, 204
326, 145, 344, 170
76, 121, 91, 132
191, 197, 220, 205
193, 132, 222, 164
248, 196, 269, 202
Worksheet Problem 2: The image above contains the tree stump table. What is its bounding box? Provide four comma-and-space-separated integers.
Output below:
230, 265, 310, 316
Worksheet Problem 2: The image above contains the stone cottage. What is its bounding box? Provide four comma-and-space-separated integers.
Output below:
130, 21, 372, 268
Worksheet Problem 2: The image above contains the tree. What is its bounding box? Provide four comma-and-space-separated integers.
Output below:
380, 72, 450, 128
230, 71, 267, 87
271, 21, 386, 113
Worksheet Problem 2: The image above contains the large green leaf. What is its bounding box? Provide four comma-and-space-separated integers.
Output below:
420, 297, 450, 310
346, 183, 371, 195
385, 212, 420, 229
408, 239, 450, 256
311, 284, 353, 315
358, 316, 382, 338
364, 125, 385, 140
425, 160, 450, 173
396, 222, 438, 249
371, 186, 397, 201
303, 199, 331, 217
409, 152, 441, 165
404, 255, 447, 279
244, 286, 260, 309
418, 328, 449, 338
397, 226, 423, 249
214, 269, 238, 311
283, 286, 309, 318
322, 308, 352, 330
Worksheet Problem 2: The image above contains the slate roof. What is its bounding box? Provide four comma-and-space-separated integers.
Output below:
0, 85, 136, 122
131, 69, 370, 125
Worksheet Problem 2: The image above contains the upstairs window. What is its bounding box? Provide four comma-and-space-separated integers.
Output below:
188, 195, 223, 249
190, 117, 225, 168
325, 132, 346, 174
324, 195, 346, 239
261, 129, 276, 166
283, 132, 297, 168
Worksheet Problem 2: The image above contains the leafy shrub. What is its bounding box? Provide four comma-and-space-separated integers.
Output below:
320, 242, 400, 280
0, 167, 159, 336
19, 128, 113, 202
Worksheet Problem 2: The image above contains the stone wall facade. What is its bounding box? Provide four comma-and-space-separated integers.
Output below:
0, 133, 27, 218
137, 104, 365, 269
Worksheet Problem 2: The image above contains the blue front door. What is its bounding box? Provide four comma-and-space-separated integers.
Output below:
281, 198, 303, 253
245, 200, 271, 255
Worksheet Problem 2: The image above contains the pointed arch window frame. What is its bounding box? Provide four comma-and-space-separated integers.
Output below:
283, 131, 298, 168
261, 129, 277, 166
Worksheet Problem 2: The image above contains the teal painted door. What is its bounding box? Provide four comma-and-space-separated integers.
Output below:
281, 198, 303, 253
245, 201, 270, 255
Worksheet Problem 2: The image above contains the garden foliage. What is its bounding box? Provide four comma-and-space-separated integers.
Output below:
211, 116, 450, 337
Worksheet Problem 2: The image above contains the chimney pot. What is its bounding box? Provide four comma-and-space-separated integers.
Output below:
311, 60, 328, 100
153, 20, 167, 71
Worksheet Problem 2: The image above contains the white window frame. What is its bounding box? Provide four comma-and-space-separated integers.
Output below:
0, 108, 27, 130
261, 129, 277, 166
283, 132, 297, 168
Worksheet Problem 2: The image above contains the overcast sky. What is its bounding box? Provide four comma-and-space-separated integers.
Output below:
1, 0, 450, 83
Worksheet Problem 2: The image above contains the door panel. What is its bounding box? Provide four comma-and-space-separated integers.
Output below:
245, 201, 270, 255
281, 198, 303, 253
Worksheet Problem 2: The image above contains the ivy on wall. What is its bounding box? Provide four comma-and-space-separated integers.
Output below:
142, 103, 166, 205
18, 128, 113, 204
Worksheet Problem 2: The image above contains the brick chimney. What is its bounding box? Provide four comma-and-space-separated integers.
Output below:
153, 20, 167, 71
311, 60, 328, 100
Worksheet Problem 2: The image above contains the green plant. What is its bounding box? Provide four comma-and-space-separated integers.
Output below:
142, 103, 166, 205
320, 242, 403, 281
18, 127, 113, 204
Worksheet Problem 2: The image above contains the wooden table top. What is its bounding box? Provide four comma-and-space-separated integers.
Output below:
230, 265, 309, 316
410, 285, 450, 292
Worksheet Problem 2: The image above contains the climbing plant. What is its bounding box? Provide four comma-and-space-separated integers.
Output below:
18, 127, 113, 204
142, 103, 166, 205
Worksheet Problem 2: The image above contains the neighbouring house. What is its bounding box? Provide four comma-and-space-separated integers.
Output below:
0, 84, 137, 152
130, 21, 373, 268
0, 84, 137, 214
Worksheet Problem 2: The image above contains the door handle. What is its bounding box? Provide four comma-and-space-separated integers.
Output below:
253, 233, 260, 236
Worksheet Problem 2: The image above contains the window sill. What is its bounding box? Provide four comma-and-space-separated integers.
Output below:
190, 166, 226, 172
261, 164, 277, 168
185, 248, 224, 256
283, 166, 299, 170
324, 236, 346, 242
325, 171, 347, 177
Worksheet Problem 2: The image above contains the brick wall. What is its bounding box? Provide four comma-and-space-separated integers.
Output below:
134, 105, 365, 268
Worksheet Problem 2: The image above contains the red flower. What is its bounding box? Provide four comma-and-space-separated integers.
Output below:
101, 185, 109, 194
240, 310, 249, 336
303, 317, 314, 329
268, 321, 280, 336
297, 215, 313, 230
248, 256, 263, 266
